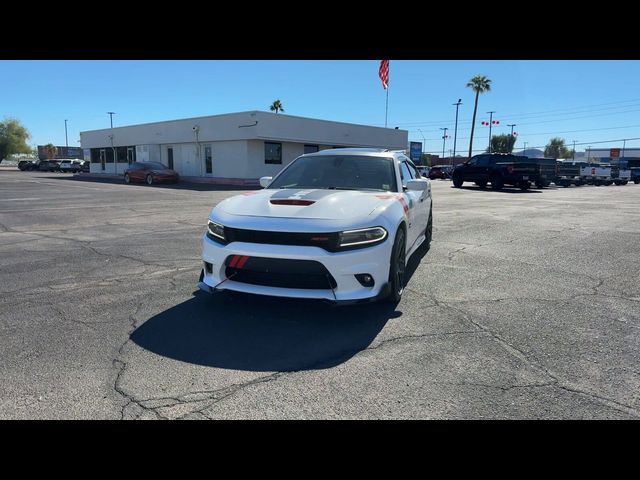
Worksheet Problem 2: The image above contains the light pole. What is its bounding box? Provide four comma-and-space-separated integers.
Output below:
64, 119, 68, 148
107, 112, 115, 128
523, 141, 527, 155
417, 128, 426, 155
452, 99, 462, 159
572, 140, 576, 160
622, 139, 626, 158
587, 146, 591, 163
440, 127, 449, 163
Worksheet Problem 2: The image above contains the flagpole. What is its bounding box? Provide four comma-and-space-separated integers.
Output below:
385, 86, 389, 128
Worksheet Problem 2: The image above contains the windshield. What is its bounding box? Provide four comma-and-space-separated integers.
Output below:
268, 155, 397, 192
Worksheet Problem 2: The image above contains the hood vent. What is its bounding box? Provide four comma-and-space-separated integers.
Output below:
270, 199, 316, 206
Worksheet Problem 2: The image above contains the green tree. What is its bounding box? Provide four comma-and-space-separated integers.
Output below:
269, 99, 284, 114
466, 75, 492, 158
43, 143, 58, 159
487, 134, 516, 154
544, 137, 574, 159
0, 118, 31, 161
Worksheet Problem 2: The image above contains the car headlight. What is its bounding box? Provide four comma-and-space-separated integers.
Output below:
338, 227, 387, 249
207, 220, 226, 243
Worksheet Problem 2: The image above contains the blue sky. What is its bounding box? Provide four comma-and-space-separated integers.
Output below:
2, 60, 640, 155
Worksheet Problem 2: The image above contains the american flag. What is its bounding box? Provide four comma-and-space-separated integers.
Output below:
379, 60, 389, 90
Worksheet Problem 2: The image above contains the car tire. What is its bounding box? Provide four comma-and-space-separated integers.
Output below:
421, 207, 432, 253
124, 173, 131, 184
452, 174, 463, 188
146, 174, 153, 185
491, 174, 503, 190
635, 179, 640, 184
385, 227, 406, 303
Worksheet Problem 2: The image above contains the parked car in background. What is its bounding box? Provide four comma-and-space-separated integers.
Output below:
452, 153, 539, 190
416, 166, 428, 177
532, 158, 557, 188
79, 161, 90, 173
555, 161, 587, 187
18, 160, 37, 171
123, 162, 179, 185
38, 160, 61, 172
428, 165, 448, 180
59, 159, 84, 173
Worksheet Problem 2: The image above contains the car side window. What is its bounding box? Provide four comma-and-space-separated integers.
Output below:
400, 161, 414, 187
476, 156, 490, 167
407, 160, 421, 178
467, 158, 478, 166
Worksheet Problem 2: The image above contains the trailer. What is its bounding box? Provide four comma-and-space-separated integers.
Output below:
532, 158, 558, 188
580, 164, 612, 186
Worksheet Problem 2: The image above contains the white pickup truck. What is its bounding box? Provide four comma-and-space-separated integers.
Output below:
580, 164, 612, 186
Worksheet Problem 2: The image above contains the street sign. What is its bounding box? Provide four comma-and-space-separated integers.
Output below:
610, 148, 621, 158
409, 142, 422, 163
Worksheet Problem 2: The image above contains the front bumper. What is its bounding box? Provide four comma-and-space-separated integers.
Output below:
200, 233, 393, 301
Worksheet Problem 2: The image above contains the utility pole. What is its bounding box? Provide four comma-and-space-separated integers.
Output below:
487, 111, 496, 153
572, 140, 576, 160
452, 99, 462, 159
623, 139, 627, 158
107, 112, 116, 174
64, 119, 68, 148
418, 128, 426, 155
107, 112, 115, 128
508, 124, 516, 136
523, 141, 527, 155
440, 127, 448, 163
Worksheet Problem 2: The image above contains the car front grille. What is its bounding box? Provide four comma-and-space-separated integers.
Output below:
223, 227, 340, 252
224, 256, 337, 290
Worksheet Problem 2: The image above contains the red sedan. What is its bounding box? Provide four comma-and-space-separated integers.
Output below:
124, 162, 179, 185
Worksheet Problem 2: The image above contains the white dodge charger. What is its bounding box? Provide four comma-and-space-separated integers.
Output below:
198, 148, 432, 304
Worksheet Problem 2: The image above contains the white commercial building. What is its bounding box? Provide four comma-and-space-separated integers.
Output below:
585, 147, 640, 163
80, 111, 408, 184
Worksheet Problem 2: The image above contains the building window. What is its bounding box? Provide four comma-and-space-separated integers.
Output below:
105, 148, 114, 163
204, 145, 212, 174
127, 147, 135, 164
116, 146, 127, 163
90, 148, 101, 163
304, 144, 319, 154
265, 142, 282, 164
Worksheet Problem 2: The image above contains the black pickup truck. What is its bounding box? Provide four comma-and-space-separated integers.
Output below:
555, 161, 587, 187
452, 153, 539, 191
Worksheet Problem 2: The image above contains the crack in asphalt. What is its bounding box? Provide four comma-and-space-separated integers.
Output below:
118, 329, 482, 419
438, 300, 640, 418
111, 299, 170, 420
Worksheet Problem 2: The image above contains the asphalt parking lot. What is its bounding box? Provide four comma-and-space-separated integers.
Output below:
1, 171, 639, 419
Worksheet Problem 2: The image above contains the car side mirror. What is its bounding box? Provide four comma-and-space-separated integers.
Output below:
406, 179, 429, 191
259, 176, 273, 188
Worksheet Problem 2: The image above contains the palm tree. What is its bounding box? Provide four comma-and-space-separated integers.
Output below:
269, 100, 284, 114
466, 75, 492, 159
43, 143, 58, 159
